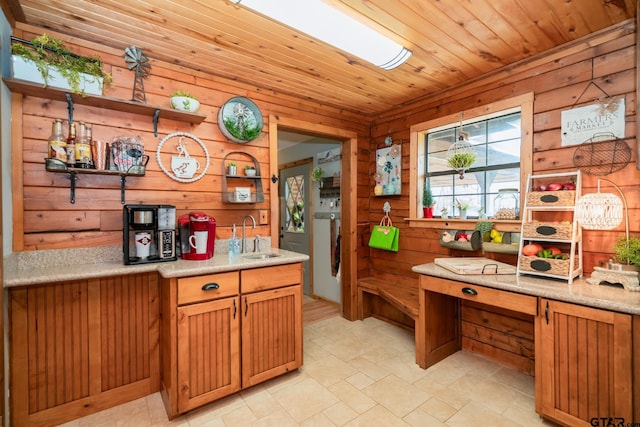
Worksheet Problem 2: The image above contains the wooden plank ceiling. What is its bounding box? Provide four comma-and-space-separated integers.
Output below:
6, 0, 637, 115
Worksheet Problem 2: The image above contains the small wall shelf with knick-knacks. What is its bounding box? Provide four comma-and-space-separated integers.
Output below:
44, 157, 147, 204
4, 78, 207, 136
222, 151, 264, 203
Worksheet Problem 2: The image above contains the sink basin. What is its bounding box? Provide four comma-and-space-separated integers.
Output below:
243, 253, 281, 260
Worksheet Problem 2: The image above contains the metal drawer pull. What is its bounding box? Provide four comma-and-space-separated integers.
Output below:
201, 282, 220, 291
461, 287, 478, 296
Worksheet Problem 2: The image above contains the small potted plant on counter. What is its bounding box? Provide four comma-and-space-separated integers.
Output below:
244, 164, 257, 177
227, 162, 237, 176
613, 235, 640, 271
170, 90, 200, 112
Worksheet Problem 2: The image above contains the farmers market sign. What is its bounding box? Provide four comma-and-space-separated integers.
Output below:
560, 96, 625, 146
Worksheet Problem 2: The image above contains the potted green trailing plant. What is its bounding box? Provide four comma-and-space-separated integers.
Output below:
613, 235, 640, 271
11, 34, 112, 95
244, 164, 257, 177
170, 90, 200, 112
312, 166, 324, 188
447, 152, 477, 179
422, 183, 435, 218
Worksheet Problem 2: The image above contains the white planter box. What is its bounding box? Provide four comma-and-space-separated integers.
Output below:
11, 54, 103, 95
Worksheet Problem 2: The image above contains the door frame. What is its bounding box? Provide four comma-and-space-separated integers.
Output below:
268, 115, 358, 320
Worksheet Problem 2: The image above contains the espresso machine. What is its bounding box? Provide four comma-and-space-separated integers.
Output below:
123, 204, 177, 264
178, 211, 216, 260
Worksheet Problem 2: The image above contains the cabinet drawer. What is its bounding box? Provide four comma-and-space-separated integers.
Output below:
422, 277, 537, 315
178, 272, 239, 305
241, 263, 302, 293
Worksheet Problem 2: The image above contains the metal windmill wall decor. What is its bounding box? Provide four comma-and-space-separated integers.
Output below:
124, 46, 151, 103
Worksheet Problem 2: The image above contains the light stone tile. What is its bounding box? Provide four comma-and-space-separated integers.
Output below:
327, 380, 377, 414
299, 412, 338, 427
219, 404, 257, 427
321, 336, 369, 361
445, 351, 502, 378
345, 372, 376, 390
502, 404, 556, 427
323, 401, 359, 425
362, 375, 429, 418
403, 407, 448, 427
378, 350, 428, 383
240, 388, 283, 419
303, 354, 358, 387
411, 379, 470, 411
347, 356, 391, 381
447, 373, 525, 414
343, 404, 411, 427
184, 394, 245, 425
246, 409, 299, 427
492, 365, 535, 397
270, 377, 339, 422
445, 402, 519, 427
417, 397, 457, 422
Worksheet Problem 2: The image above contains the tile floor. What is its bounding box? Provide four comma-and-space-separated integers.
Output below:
60, 316, 555, 427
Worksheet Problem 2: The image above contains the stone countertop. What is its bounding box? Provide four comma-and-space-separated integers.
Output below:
4, 246, 309, 288
412, 263, 640, 315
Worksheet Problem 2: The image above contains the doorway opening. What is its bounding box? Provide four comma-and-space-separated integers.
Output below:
267, 116, 358, 320
278, 133, 341, 303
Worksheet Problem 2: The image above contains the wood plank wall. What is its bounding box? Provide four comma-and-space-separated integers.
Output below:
363, 20, 637, 370
11, 23, 371, 253
366, 19, 637, 286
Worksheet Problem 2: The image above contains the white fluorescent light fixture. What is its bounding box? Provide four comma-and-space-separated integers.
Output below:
230, 0, 412, 70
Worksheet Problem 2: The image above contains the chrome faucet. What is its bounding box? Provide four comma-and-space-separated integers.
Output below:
241, 215, 257, 253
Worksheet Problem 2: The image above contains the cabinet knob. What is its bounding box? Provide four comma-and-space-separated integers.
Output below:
201, 283, 220, 291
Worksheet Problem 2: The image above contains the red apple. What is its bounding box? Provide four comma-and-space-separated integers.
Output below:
546, 183, 563, 191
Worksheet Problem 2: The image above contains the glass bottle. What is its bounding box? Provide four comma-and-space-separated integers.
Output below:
66, 121, 76, 167
494, 188, 519, 219
86, 124, 94, 168
48, 119, 67, 163
75, 122, 92, 168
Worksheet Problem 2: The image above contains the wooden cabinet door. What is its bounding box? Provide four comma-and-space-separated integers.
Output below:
10, 273, 159, 427
241, 285, 303, 388
177, 297, 241, 413
535, 298, 633, 426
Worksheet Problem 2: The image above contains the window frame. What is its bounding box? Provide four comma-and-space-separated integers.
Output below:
409, 93, 534, 225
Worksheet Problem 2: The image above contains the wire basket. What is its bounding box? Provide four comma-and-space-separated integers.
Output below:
573, 133, 631, 176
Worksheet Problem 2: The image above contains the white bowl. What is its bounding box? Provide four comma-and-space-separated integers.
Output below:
170, 96, 200, 113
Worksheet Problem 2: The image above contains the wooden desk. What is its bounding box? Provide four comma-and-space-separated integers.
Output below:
415, 274, 536, 369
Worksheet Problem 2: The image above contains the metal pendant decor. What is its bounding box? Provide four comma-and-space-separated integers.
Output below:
217, 96, 263, 144
156, 132, 209, 183
446, 130, 476, 179
124, 46, 151, 103
572, 132, 631, 176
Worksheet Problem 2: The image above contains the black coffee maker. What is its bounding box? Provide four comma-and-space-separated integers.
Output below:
123, 204, 177, 264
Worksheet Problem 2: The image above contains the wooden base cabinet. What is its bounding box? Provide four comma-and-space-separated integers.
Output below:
177, 297, 241, 413
242, 285, 303, 388
535, 298, 634, 426
161, 263, 303, 418
9, 273, 160, 427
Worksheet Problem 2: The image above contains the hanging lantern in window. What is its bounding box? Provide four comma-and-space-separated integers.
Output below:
446, 130, 476, 179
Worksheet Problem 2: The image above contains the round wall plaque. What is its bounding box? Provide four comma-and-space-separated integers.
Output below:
217, 96, 263, 144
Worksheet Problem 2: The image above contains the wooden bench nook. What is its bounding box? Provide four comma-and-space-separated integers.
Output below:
357, 277, 419, 323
